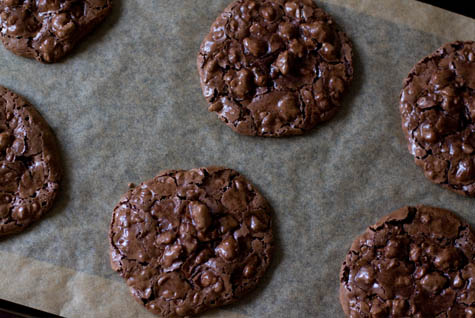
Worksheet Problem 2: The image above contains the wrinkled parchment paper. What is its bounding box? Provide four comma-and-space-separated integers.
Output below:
1, 0, 474, 317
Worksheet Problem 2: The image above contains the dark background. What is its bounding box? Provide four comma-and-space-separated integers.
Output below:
0, 1, 473, 318
418, 0, 474, 18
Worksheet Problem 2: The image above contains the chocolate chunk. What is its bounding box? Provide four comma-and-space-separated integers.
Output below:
109, 167, 273, 318
0, 86, 61, 236
0, 0, 112, 63
340, 206, 475, 318
400, 41, 475, 196
197, 0, 353, 137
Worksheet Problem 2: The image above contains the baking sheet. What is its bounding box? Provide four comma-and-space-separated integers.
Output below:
0, 0, 474, 317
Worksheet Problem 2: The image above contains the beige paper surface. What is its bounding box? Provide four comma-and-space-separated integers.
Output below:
0, 0, 474, 317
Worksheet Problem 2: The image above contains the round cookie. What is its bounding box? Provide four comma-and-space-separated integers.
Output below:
340, 206, 475, 318
109, 167, 273, 317
400, 41, 475, 196
0, 86, 61, 236
197, 0, 353, 137
0, 0, 112, 63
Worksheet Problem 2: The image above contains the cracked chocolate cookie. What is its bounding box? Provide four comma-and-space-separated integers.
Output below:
0, 0, 112, 63
0, 86, 61, 236
197, 0, 353, 137
400, 41, 475, 196
340, 206, 475, 318
109, 167, 273, 317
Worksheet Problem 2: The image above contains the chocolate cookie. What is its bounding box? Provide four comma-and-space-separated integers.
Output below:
197, 0, 353, 137
0, 86, 61, 236
109, 167, 273, 317
400, 41, 475, 196
340, 206, 475, 318
0, 0, 112, 63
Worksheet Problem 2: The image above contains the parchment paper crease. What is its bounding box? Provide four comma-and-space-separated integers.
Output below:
0, 0, 474, 317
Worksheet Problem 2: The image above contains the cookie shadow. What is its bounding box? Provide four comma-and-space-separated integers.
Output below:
0, 133, 70, 241
62, 0, 122, 62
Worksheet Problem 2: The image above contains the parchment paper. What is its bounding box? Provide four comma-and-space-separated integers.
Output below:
0, 0, 474, 317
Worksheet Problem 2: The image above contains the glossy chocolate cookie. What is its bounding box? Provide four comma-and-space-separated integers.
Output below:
109, 167, 273, 317
197, 0, 353, 137
400, 41, 475, 196
0, 0, 112, 63
0, 86, 61, 236
340, 206, 475, 318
